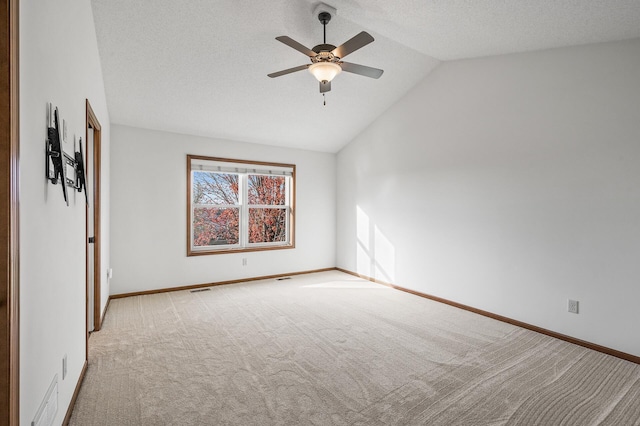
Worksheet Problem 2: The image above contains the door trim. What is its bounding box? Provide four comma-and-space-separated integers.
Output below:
1, 0, 20, 424
85, 100, 102, 346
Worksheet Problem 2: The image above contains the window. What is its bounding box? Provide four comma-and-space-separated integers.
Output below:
187, 155, 295, 255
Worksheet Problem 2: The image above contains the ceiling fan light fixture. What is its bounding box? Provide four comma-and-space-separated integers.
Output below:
309, 62, 341, 83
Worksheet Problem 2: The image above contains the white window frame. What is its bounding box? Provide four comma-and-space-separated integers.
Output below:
187, 155, 295, 256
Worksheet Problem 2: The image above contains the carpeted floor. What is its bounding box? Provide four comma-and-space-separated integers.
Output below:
69, 271, 640, 425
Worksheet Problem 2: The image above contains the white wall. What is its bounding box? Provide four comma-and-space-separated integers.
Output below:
109, 125, 336, 295
337, 39, 640, 357
20, 0, 110, 424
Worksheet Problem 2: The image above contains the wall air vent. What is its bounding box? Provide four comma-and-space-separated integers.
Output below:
32, 375, 58, 426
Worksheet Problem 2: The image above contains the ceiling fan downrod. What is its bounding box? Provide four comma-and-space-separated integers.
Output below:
319, 11, 331, 44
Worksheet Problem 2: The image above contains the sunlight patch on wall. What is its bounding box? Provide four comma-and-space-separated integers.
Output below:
357, 205, 372, 276
356, 205, 370, 247
356, 205, 396, 283
374, 225, 395, 282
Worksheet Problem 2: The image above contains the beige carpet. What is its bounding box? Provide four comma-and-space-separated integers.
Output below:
69, 271, 640, 425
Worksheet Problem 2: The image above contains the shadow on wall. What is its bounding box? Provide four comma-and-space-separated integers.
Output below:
356, 205, 395, 283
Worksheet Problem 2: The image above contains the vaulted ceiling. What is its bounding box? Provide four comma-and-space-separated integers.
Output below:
91, 0, 640, 153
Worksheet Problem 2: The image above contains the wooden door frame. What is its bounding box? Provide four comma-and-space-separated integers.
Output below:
1, 0, 20, 424
86, 100, 102, 346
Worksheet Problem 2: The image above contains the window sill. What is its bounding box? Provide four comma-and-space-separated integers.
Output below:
187, 243, 295, 257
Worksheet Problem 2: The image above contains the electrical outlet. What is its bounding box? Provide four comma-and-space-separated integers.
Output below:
568, 299, 579, 314
62, 354, 67, 380
242, 258, 247, 266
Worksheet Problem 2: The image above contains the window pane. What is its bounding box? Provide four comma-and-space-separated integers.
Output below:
193, 207, 239, 246
248, 208, 287, 243
193, 171, 239, 205
247, 175, 285, 205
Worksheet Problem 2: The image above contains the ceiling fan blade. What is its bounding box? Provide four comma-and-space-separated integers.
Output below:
275, 36, 317, 57
319, 80, 331, 93
332, 31, 374, 59
268, 64, 309, 78
339, 61, 384, 79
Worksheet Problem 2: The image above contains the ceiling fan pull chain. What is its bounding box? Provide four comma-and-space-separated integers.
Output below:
323, 93, 326, 106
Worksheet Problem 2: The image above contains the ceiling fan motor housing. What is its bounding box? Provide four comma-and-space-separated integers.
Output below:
312, 45, 339, 61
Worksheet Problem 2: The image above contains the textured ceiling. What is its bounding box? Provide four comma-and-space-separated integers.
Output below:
91, 0, 640, 153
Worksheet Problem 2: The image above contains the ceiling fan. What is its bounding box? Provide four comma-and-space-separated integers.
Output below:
267, 9, 384, 94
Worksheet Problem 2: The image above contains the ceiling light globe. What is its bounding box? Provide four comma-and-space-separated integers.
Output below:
309, 62, 342, 82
